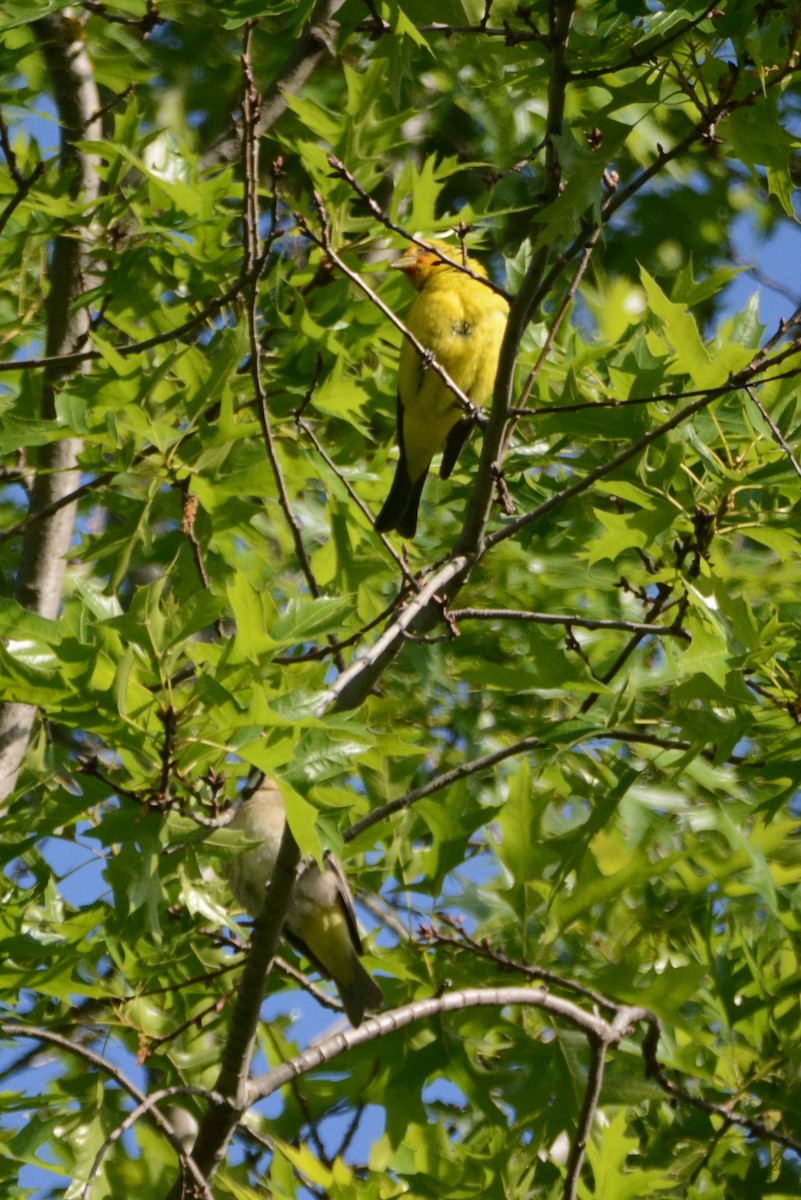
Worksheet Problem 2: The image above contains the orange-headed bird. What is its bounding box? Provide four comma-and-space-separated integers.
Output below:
375, 240, 508, 538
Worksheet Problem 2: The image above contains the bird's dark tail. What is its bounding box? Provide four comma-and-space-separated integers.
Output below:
440, 417, 476, 479
375, 450, 428, 538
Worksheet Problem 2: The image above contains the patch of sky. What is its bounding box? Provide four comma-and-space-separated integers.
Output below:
721, 210, 801, 337
421, 1076, 468, 1112
36, 824, 109, 910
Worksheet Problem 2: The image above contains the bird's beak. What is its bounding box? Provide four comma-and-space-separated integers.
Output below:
391, 249, 418, 271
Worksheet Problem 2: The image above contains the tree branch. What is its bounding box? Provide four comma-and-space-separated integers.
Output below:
317, 555, 471, 713
0, 11, 102, 800
745, 383, 801, 479
448, 606, 690, 639
305, 200, 481, 421
240, 34, 327, 615
248, 987, 652, 1101
200, 0, 347, 171
483, 332, 801, 553
563, 1033, 607, 1200
175, 820, 300, 1190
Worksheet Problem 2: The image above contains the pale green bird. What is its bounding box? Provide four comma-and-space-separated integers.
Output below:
226, 779, 383, 1027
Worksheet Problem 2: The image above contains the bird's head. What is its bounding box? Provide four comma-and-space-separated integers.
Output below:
391, 239, 487, 289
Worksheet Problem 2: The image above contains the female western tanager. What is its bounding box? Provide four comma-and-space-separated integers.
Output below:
226, 779, 383, 1027
375, 239, 509, 538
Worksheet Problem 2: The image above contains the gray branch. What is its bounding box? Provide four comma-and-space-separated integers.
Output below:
200, 0, 347, 171
0, 12, 102, 799
249, 987, 651, 1100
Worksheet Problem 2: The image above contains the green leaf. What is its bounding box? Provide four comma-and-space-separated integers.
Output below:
270, 596, 355, 645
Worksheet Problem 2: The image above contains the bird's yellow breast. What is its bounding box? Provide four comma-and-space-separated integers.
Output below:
399, 268, 508, 482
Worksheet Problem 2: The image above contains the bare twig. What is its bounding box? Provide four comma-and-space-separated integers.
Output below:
0, 467, 116, 548
745, 383, 801, 479
448, 607, 690, 639
578, 585, 672, 715
200, 0, 347, 171
344, 722, 700, 843
456, 0, 576, 553
79, 0, 162, 32
642, 1024, 801, 1158
0, 105, 46, 237
567, 8, 716, 81
426, 922, 617, 1011
295, 409, 416, 583
83, 1084, 218, 1199
484, 335, 801, 555
240, 34, 329, 619
516, 226, 600, 410
326, 154, 510, 299
511, 360, 801, 419
175, 820, 301, 1193
518, 66, 801, 332
302, 194, 481, 420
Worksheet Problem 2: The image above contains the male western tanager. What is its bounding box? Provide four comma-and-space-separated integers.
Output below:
375, 239, 509, 538
226, 779, 383, 1027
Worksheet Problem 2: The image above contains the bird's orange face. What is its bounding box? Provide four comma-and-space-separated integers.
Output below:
391, 241, 460, 289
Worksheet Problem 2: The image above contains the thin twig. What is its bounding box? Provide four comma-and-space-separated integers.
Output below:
568, 8, 716, 81
642, 1024, 801, 1158
0, 467, 116, 547
0, 273, 248, 373
335, 1095, 369, 1162
263, 1023, 331, 1165
326, 154, 509, 299
83, 1084, 218, 1200
579, 585, 672, 715
0, 159, 46, 238
510, 360, 801, 419
519, 65, 801, 331
79, 0, 162, 31
345, 724, 695, 843
240, 35, 330, 622
455, 0, 576, 553
448, 607, 689, 639
745, 384, 801, 479
516, 225, 600, 410
273, 589, 415, 663
427, 923, 618, 1011
295, 410, 416, 583
302, 194, 481, 421
484, 340, 801, 554
200, 0, 347, 171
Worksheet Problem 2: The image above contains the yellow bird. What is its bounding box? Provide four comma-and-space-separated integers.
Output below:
226, 779, 383, 1027
375, 240, 509, 538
